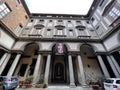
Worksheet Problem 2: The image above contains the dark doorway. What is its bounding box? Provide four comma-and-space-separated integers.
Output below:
53, 63, 64, 83
51, 43, 68, 84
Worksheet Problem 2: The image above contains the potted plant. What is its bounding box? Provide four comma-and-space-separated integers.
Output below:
43, 83, 48, 88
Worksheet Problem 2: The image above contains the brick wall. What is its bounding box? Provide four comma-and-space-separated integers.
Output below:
0, 0, 28, 31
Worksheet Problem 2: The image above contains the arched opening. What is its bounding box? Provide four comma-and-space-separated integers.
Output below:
80, 44, 104, 83
50, 43, 68, 84
14, 43, 39, 77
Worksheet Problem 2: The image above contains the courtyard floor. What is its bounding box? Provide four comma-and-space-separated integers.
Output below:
15, 86, 104, 90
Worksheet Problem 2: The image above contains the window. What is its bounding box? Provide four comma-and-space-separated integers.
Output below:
107, 6, 120, 22
35, 28, 42, 34
78, 29, 86, 36
39, 19, 44, 22
47, 29, 51, 36
49, 20, 52, 22
15, 0, 21, 5
30, 19, 34, 22
76, 21, 81, 24
58, 20, 63, 22
91, 17, 95, 22
0, 3, 11, 19
57, 29, 63, 35
68, 21, 71, 23
15, 24, 23, 32
69, 29, 74, 36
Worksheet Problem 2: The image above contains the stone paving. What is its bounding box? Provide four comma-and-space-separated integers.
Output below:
15, 86, 103, 90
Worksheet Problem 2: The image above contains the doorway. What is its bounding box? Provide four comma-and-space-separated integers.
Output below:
51, 55, 67, 84
53, 63, 64, 83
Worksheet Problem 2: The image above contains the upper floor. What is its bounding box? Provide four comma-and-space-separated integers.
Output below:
0, 0, 120, 42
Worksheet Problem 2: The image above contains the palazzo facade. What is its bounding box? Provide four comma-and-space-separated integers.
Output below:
0, 0, 120, 85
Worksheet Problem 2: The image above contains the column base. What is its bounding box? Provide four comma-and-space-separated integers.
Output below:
82, 84, 89, 88
70, 83, 76, 88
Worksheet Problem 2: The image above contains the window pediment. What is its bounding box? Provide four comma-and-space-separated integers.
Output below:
75, 25, 86, 30
55, 25, 65, 30
34, 24, 45, 29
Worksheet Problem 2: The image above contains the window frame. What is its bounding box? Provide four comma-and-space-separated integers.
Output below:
0, 3, 11, 19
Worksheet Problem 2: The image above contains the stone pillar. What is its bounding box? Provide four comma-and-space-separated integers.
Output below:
41, 29, 44, 36
85, 29, 90, 36
64, 29, 67, 36
0, 53, 8, 66
44, 54, 51, 84
53, 29, 56, 36
7, 53, 21, 76
0, 54, 11, 75
77, 55, 86, 85
68, 55, 75, 86
33, 54, 42, 83
109, 55, 120, 74
74, 29, 78, 37
107, 56, 120, 78
97, 55, 110, 78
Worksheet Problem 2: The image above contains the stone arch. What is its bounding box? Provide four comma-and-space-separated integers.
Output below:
20, 42, 41, 51
80, 43, 98, 53
24, 43, 39, 56
79, 44, 104, 82
80, 44, 95, 57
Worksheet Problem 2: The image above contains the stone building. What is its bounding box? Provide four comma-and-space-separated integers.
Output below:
0, 0, 120, 86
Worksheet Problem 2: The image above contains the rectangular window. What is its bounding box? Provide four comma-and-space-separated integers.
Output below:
47, 29, 51, 36
57, 29, 63, 35
0, 3, 11, 19
36, 28, 42, 35
15, 24, 23, 33
107, 6, 120, 21
69, 29, 74, 36
78, 29, 86, 36
15, 0, 20, 5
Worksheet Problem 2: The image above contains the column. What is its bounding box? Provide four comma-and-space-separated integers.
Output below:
0, 54, 11, 75
41, 28, 44, 36
44, 54, 51, 84
109, 55, 120, 74
97, 55, 110, 78
0, 53, 8, 66
68, 55, 75, 86
53, 29, 56, 36
85, 29, 90, 36
33, 54, 42, 83
64, 29, 67, 36
74, 29, 78, 37
77, 55, 86, 85
7, 53, 21, 76
107, 56, 120, 78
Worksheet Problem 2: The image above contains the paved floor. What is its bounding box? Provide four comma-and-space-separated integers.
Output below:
15, 86, 103, 90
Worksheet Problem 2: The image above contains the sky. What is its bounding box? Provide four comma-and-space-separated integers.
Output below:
25, 0, 94, 15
